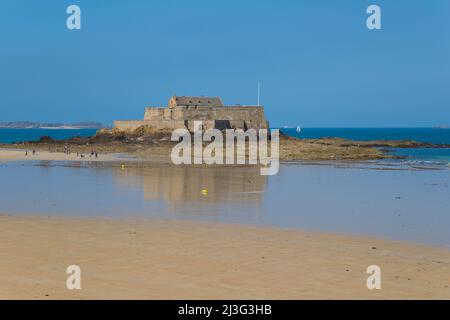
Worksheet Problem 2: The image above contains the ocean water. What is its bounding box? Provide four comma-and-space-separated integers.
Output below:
389, 148, 450, 164
281, 128, 450, 164
0, 128, 98, 144
1, 161, 449, 247
280, 127, 450, 144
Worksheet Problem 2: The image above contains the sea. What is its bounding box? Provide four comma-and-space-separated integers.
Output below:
281, 127, 450, 165
0, 128, 98, 144
1, 127, 450, 164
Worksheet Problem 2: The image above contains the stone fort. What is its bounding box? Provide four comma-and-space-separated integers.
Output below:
114, 96, 269, 132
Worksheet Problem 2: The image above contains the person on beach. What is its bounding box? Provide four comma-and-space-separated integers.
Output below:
25, 150, 28, 156
32, 150, 35, 155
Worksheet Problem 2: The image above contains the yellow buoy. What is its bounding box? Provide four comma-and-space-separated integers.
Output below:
121, 164, 126, 170
201, 189, 208, 195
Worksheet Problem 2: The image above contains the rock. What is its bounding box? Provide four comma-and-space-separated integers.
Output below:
39, 136, 54, 142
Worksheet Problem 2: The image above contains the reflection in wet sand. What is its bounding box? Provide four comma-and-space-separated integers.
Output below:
3, 160, 450, 246
111, 164, 267, 215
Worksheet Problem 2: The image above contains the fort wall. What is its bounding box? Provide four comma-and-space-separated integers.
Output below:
114, 96, 269, 133
114, 120, 187, 132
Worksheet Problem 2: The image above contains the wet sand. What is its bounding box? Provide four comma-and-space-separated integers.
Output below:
1, 215, 449, 300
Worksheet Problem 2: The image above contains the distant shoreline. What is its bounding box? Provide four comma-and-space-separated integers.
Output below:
0, 127, 102, 130
0, 121, 105, 130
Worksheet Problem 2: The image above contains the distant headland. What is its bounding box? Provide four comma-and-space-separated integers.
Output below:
0, 121, 104, 129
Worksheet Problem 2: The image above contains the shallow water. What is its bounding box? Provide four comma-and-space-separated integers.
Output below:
1, 160, 450, 247
389, 148, 450, 164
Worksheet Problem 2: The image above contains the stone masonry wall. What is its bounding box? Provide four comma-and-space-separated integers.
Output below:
115, 105, 268, 132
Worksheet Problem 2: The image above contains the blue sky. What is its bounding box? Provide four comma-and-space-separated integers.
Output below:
0, 0, 449, 127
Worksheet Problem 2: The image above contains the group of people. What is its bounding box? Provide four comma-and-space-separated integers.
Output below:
24, 150, 36, 156
54, 146, 99, 159
23, 146, 100, 159
77, 150, 98, 159
90, 149, 99, 158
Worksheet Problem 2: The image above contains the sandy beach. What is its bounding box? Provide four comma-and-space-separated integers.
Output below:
1, 214, 449, 300
0, 148, 117, 163
1, 146, 450, 300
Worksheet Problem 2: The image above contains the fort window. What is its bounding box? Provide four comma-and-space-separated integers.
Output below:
215, 120, 231, 131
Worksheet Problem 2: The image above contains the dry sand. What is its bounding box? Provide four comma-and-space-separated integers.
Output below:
1, 215, 449, 300
0, 149, 117, 163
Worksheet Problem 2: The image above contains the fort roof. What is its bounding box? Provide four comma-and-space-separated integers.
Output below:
169, 96, 224, 108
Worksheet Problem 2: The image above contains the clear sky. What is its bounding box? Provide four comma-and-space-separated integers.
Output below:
0, 0, 449, 127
